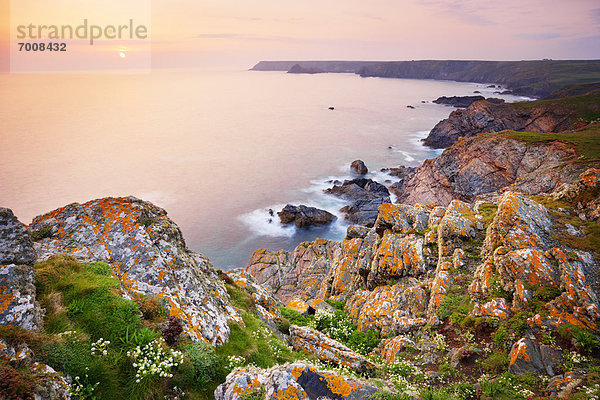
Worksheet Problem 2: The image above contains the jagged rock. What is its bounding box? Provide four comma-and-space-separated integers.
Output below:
247, 239, 340, 304
326, 178, 390, 202
228, 269, 282, 324
0, 208, 43, 331
508, 338, 562, 375
472, 298, 510, 321
437, 201, 476, 258
340, 198, 388, 227
367, 234, 426, 288
346, 280, 428, 335
427, 261, 454, 321
351, 160, 368, 175
378, 335, 417, 363
287, 298, 312, 315
470, 192, 600, 331
423, 99, 573, 149
214, 363, 379, 400
545, 369, 586, 397
288, 325, 376, 373
307, 298, 336, 313
396, 133, 584, 206
0, 208, 36, 266
373, 203, 431, 235
433, 95, 505, 108
28, 197, 241, 345
552, 168, 600, 221
345, 225, 370, 240
278, 205, 336, 228
381, 166, 416, 179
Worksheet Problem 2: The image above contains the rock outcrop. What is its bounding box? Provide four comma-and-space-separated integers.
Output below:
326, 178, 391, 227
423, 99, 573, 149
433, 96, 504, 108
395, 132, 585, 206
28, 197, 241, 344
289, 325, 376, 373
215, 363, 379, 400
278, 205, 336, 228
508, 338, 562, 376
0, 208, 43, 330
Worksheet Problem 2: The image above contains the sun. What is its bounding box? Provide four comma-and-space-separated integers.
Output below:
118, 47, 128, 58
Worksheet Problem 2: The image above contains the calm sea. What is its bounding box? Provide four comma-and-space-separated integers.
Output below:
0, 69, 528, 268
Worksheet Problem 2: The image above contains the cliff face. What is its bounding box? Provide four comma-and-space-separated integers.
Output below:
28, 196, 241, 344
396, 132, 585, 206
422, 100, 573, 149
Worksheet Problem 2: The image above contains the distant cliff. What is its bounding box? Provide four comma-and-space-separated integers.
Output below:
251, 59, 600, 98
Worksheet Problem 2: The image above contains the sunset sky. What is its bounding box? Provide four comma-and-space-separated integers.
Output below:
2, 0, 600, 70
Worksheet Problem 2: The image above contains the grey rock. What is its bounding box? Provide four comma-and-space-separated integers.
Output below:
278, 205, 336, 228
0, 207, 36, 266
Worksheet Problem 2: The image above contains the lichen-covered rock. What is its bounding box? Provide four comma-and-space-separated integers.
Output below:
378, 335, 417, 363
29, 197, 240, 344
215, 363, 379, 400
528, 248, 600, 332
0, 208, 44, 331
373, 203, 431, 235
346, 280, 428, 335
0, 338, 33, 366
287, 298, 311, 315
472, 298, 510, 321
228, 269, 282, 324
367, 234, 426, 288
0, 264, 44, 331
289, 325, 376, 373
437, 201, 475, 258
545, 369, 586, 397
508, 338, 562, 376
427, 261, 454, 321
247, 239, 341, 304
345, 225, 370, 240
0, 208, 36, 266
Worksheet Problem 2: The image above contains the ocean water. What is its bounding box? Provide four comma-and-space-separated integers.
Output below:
0, 69, 529, 268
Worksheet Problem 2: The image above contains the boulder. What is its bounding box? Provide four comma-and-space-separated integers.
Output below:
545, 369, 586, 397
278, 205, 336, 228
339, 198, 387, 227
350, 160, 368, 175
325, 178, 390, 202
214, 363, 379, 400
28, 197, 241, 344
288, 325, 376, 373
227, 269, 282, 325
0, 208, 43, 330
508, 338, 562, 376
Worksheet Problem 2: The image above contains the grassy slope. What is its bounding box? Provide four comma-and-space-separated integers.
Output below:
504, 123, 600, 164
512, 90, 600, 125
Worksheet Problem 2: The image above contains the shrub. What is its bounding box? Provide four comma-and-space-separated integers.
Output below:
240, 385, 265, 400
30, 224, 53, 241
181, 341, 218, 386
134, 295, 167, 321
274, 317, 290, 334
279, 307, 314, 327
437, 294, 473, 325
347, 329, 381, 355
0, 366, 36, 400
162, 316, 184, 346
368, 390, 411, 400
481, 351, 509, 373
559, 323, 600, 352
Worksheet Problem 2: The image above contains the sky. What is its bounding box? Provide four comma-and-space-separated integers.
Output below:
2, 0, 600, 70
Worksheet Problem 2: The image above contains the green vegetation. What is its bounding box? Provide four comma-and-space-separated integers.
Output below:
505, 123, 600, 164
437, 294, 473, 326
513, 90, 600, 124
30, 224, 53, 240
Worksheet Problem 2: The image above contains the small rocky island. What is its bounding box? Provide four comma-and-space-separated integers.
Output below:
277, 204, 336, 228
